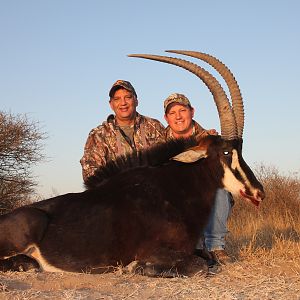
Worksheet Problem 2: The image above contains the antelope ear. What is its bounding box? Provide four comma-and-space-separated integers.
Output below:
171, 149, 208, 163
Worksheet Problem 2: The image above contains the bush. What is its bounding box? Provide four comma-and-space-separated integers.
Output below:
227, 164, 300, 256
0, 111, 46, 214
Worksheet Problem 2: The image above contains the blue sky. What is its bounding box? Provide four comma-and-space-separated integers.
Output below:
1, 1, 299, 197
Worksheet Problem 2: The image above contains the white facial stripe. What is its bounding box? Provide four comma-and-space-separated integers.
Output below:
231, 149, 254, 193
222, 163, 244, 196
231, 149, 239, 169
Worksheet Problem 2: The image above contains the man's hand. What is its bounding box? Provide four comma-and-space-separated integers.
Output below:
206, 129, 218, 136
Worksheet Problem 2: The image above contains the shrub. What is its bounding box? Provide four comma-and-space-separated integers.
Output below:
0, 111, 46, 214
227, 165, 300, 257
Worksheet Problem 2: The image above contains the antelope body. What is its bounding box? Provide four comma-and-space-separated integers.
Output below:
0, 51, 264, 276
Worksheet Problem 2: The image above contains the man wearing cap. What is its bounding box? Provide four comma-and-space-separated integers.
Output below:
80, 80, 165, 181
164, 93, 234, 269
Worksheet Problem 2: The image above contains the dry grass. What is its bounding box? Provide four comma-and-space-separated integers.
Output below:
1, 165, 300, 299
228, 165, 300, 259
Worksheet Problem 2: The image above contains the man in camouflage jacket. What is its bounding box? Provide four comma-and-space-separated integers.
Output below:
163, 93, 234, 273
80, 80, 165, 181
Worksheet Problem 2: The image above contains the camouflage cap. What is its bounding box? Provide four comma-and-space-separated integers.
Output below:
109, 80, 137, 98
164, 93, 192, 113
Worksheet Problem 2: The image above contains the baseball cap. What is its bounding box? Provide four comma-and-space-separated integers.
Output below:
164, 93, 192, 113
109, 80, 137, 98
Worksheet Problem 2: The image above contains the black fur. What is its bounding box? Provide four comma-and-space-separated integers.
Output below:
85, 137, 198, 189
0, 135, 263, 276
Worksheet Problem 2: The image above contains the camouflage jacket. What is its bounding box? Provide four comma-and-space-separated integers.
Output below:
164, 120, 206, 140
80, 113, 165, 181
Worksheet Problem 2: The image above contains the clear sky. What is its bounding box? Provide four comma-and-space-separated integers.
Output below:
1, 0, 299, 198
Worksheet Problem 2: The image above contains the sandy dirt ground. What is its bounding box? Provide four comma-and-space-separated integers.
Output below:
1, 257, 300, 300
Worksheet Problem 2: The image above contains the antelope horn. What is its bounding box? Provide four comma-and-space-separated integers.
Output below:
128, 53, 238, 140
166, 50, 244, 138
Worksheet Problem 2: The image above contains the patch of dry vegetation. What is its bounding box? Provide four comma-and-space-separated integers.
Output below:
1, 165, 300, 299
228, 165, 300, 261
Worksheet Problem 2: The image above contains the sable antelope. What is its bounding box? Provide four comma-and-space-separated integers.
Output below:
0, 51, 264, 277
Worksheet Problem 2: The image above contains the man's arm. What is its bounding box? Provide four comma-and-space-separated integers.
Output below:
80, 131, 108, 182
155, 121, 166, 143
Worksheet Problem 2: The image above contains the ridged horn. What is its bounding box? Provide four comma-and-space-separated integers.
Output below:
128, 53, 238, 140
166, 50, 244, 138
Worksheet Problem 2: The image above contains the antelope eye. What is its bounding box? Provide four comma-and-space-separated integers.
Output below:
223, 151, 230, 155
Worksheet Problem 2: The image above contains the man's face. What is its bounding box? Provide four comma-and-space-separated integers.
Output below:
109, 88, 138, 125
164, 104, 194, 138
